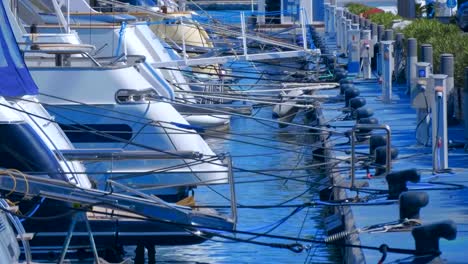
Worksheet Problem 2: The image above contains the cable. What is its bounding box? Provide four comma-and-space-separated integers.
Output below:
0, 202, 76, 221
415, 92, 430, 146
59, 204, 424, 257
26, 95, 341, 153
0, 170, 17, 197
153, 95, 345, 135
0, 176, 422, 258
28, 99, 351, 163
19, 197, 45, 223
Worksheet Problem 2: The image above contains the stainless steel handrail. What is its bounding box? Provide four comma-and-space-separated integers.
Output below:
56, 149, 203, 161
22, 49, 102, 67
350, 124, 391, 189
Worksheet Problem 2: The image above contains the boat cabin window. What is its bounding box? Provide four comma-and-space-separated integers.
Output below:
60, 124, 133, 143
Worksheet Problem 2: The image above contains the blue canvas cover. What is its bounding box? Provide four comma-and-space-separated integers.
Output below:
0, 2, 38, 96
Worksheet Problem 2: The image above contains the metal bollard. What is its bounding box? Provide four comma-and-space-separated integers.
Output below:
421, 44, 433, 69
384, 29, 394, 41
345, 11, 350, 19
360, 30, 373, 79
394, 33, 404, 78
348, 28, 361, 73
377, 25, 385, 42
381, 41, 394, 103
432, 74, 449, 172
413, 62, 432, 145
407, 38, 418, 93
440, 54, 454, 122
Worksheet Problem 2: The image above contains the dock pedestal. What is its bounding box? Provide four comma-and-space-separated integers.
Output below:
432, 74, 449, 172
413, 62, 432, 145
381, 41, 394, 103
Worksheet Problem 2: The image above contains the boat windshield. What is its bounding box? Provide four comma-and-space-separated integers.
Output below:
0, 123, 64, 180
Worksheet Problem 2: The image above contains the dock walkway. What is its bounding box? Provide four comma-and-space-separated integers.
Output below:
317, 34, 468, 263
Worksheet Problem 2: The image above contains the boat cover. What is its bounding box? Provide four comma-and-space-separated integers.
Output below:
0, 2, 38, 96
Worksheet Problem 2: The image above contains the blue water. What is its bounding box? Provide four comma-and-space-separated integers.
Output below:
194, 10, 256, 24
128, 3, 394, 261
149, 60, 340, 263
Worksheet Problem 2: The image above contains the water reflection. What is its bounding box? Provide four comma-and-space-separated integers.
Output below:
147, 105, 339, 263
123, 61, 340, 263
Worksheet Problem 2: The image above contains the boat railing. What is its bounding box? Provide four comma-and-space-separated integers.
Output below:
56, 149, 203, 161
55, 148, 238, 224
0, 170, 224, 221
103, 154, 238, 225
350, 124, 392, 190
21, 43, 147, 69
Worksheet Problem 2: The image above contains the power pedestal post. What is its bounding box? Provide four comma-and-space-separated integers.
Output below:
440, 54, 454, 122
360, 29, 373, 79
432, 74, 449, 172
347, 27, 361, 74
344, 19, 352, 54
376, 25, 385, 75
341, 17, 347, 53
381, 41, 394, 103
371, 23, 378, 44
335, 7, 344, 49
412, 62, 432, 146
359, 17, 365, 29
335, 8, 343, 49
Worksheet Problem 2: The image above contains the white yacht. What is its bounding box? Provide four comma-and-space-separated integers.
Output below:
18, 0, 231, 129
5, 0, 228, 200
0, 3, 236, 259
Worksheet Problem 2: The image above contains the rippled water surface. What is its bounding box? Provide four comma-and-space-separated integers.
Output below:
141, 57, 342, 264
149, 2, 407, 262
